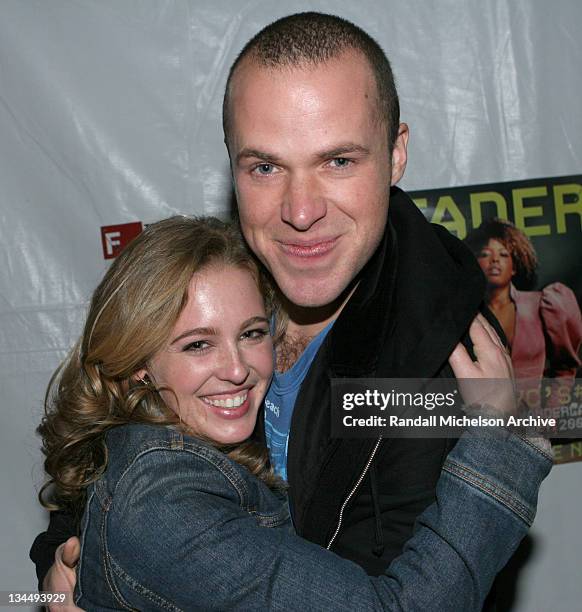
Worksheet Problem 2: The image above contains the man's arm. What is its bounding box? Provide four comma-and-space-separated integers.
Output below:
30, 509, 77, 590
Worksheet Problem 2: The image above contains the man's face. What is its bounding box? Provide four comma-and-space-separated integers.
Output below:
228, 51, 408, 308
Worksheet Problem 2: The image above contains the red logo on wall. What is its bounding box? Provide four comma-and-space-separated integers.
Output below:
100, 222, 143, 259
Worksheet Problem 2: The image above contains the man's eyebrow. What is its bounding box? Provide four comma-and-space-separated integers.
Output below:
317, 144, 370, 159
236, 148, 283, 165
236, 144, 370, 165
171, 327, 217, 344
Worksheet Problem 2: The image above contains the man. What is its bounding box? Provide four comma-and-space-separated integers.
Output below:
221, 12, 489, 572
33, 10, 499, 594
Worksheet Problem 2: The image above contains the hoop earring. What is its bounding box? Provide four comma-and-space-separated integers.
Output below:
138, 375, 152, 387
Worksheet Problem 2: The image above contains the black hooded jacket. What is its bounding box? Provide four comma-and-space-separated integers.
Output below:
284, 186, 488, 575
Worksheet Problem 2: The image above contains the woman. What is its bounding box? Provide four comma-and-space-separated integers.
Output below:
465, 218, 582, 409
37, 216, 551, 611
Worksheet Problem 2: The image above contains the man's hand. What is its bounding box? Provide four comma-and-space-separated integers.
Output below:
449, 314, 517, 416
43, 536, 83, 612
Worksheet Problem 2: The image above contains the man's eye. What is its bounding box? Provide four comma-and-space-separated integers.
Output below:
253, 163, 275, 176
330, 157, 352, 168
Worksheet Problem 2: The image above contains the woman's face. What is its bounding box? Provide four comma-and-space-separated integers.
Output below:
477, 238, 515, 288
144, 265, 273, 444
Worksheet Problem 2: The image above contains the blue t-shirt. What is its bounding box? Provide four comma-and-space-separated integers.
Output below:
264, 321, 334, 481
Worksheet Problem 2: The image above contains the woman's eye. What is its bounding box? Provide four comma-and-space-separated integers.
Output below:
241, 328, 269, 341
184, 340, 210, 353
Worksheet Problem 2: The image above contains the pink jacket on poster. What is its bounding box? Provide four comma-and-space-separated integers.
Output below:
510, 283, 582, 404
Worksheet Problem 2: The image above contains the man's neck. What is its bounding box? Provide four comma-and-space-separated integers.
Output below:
275, 281, 358, 372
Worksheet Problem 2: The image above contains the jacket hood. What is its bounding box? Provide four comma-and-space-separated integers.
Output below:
330, 186, 486, 379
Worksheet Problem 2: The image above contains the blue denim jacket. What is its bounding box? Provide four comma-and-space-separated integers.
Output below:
75, 424, 551, 611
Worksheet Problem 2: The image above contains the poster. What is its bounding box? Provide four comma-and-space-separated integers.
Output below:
411, 174, 582, 464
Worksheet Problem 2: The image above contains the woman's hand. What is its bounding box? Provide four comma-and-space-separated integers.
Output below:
43, 536, 83, 612
448, 314, 517, 417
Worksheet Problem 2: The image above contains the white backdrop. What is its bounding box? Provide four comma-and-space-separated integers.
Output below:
1, 1, 580, 610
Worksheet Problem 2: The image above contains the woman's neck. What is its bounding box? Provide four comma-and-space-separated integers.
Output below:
486, 284, 512, 308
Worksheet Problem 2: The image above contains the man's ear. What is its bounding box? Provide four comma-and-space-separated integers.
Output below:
390, 122, 409, 186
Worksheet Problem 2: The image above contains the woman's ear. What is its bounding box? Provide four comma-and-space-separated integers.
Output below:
134, 368, 149, 384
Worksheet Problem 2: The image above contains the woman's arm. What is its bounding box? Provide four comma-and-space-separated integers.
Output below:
76, 428, 550, 612
540, 282, 582, 379
539, 283, 582, 410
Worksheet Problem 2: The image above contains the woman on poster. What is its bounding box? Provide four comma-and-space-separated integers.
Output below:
465, 217, 582, 411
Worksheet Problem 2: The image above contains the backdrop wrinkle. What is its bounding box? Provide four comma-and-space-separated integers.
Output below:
1, 2, 580, 608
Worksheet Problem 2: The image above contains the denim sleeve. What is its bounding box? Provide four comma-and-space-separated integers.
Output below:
372, 428, 552, 610
88, 429, 551, 612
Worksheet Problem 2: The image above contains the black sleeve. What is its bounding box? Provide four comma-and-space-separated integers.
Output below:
480, 302, 508, 347
29, 509, 78, 591
459, 302, 507, 361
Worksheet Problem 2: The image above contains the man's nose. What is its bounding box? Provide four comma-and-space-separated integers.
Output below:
281, 173, 327, 231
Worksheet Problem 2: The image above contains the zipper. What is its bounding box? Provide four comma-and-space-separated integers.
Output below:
326, 436, 383, 550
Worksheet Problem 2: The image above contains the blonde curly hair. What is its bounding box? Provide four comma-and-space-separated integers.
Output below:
38, 216, 282, 514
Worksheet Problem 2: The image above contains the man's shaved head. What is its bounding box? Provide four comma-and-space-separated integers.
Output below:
223, 12, 400, 152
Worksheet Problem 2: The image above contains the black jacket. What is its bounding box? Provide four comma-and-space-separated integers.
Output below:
285, 186, 487, 575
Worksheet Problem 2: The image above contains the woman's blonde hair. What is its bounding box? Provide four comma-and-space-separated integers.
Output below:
39, 216, 281, 513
